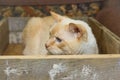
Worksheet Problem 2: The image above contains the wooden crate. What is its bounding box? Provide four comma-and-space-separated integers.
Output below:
0, 17, 120, 80
0, 0, 120, 80
0, 17, 120, 55
0, 55, 120, 80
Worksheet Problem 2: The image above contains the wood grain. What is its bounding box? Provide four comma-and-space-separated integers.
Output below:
87, 17, 120, 54
2, 17, 120, 55
3, 44, 23, 55
0, 19, 9, 54
0, 17, 120, 80
0, 58, 120, 80
0, 54, 120, 59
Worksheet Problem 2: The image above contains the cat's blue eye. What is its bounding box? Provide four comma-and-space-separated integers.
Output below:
55, 37, 62, 42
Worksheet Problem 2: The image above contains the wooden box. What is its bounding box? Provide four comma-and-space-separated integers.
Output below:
0, 0, 120, 80
0, 17, 120, 55
0, 17, 120, 80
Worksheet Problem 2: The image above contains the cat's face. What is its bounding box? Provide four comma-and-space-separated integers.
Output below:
45, 12, 88, 55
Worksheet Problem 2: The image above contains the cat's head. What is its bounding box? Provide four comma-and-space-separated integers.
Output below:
45, 12, 88, 55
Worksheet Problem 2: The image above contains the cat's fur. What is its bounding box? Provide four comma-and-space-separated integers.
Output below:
22, 11, 98, 55
46, 12, 98, 55
22, 16, 55, 55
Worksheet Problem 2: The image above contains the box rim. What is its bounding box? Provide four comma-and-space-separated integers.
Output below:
0, 54, 120, 59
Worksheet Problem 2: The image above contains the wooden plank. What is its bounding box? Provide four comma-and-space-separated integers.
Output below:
87, 17, 120, 54
8, 17, 29, 44
3, 44, 23, 55
87, 17, 103, 53
0, 0, 104, 5
0, 54, 120, 59
8, 17, 29, 32
0, 60, 6, 80
87, 17, 104, 53
2, 17, 120, 55
0, 19, 9, 54
0, 57, 120, 80
102, 29, 120, 54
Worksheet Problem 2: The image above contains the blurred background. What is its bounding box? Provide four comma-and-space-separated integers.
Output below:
0, 0, 119, 37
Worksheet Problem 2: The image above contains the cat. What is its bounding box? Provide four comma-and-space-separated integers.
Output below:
22, 11, 98, 55
45, 12, 98, 55
22, 16, 55, 55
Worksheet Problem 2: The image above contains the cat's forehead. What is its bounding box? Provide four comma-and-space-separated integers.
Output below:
62, 18, 90, 28
50, 19, 73, 32
50, 23, 65, 35
61, 18, 81, 24
50, 18, 89, 35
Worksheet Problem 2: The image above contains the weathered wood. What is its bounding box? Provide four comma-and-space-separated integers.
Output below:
0, 54, 120, 59
0, 0, 104, 5
0, 19, 9, 54
3, 44, 23, 55
87, 17, 120, 54
8, 17, 29, 32
1, 17, 120, 55
0, 55, 120, 80
0, 17, 120, 80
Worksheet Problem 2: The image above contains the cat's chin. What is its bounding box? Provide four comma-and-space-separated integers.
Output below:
47, 48, 63, 55
47, 49, 73, 55
48, 52, 64, 55
48, 51, 64, 55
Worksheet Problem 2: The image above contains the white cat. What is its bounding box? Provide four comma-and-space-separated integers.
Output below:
22, 16, 55, 55
45, 12, 98, 55
22, 11, 98, 55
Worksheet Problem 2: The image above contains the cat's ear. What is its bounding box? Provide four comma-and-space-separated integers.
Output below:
50, 11, 64, 22
68, 23, 87, 41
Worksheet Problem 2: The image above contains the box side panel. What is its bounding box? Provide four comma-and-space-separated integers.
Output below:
102, 28, 120, 54
0, 19, 9, 54
88, 17, 120, 54
0, 58, 120, 80
8, 17, 29, 32
87, 18, 103, 53
8, 17, 29, 44
3, 44, 23, 55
